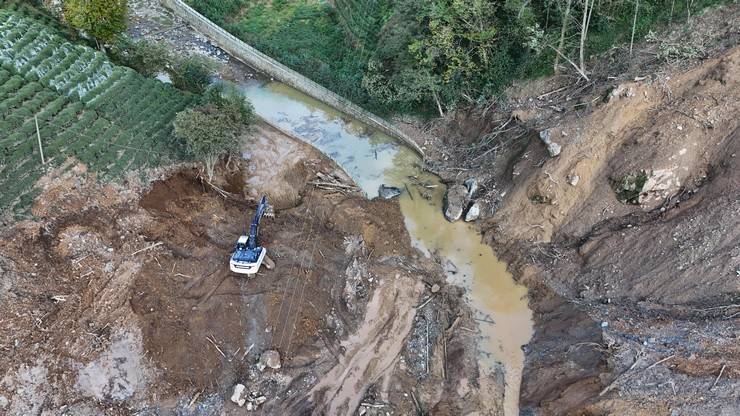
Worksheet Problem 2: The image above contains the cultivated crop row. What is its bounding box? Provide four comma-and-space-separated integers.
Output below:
0, 8, 195, 217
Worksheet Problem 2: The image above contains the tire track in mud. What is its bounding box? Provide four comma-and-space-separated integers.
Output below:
282, 221, 322, 357
257, 192, 317, 416
264, 202, 313, 352
305, 273, 424, 415
274, 202, 320, 353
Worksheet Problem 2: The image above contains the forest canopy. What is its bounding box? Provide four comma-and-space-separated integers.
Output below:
187, 0, 729, 116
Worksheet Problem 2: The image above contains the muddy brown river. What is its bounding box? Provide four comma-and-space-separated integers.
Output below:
238, 79, 533, 415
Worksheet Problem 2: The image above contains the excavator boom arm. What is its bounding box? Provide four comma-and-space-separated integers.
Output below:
248, 196, 268, 250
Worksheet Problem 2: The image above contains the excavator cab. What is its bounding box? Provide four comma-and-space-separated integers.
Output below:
230, 196, 269, 275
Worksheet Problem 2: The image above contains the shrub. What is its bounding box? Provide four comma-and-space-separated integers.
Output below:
200, 82, 254, 128
173, 84, 253, 180
614, 170, 648, 204
169, 56, 213, 94
63, 0, 128, 45
109, 36, 172, 77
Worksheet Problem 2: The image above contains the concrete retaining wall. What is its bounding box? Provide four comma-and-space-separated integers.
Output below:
160, 0, 424, 158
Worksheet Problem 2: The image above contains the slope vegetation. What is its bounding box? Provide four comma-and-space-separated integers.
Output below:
0, 5, 194, 217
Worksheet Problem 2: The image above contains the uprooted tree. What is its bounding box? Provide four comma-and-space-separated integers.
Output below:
173, 84, 255, 181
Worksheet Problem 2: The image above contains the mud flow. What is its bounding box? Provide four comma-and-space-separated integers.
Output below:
239, 76, 533, 414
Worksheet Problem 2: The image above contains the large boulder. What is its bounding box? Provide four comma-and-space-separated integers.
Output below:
539, 129, 561, 157
464, 178, 478, 198
378, 184, 402, 200
444, 184, 468, 222
464, 201, 481, 222
231, 384, 247, 407
257, 350, 281, 371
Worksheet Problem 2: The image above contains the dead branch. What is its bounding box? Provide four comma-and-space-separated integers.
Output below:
599, 352, 643, 396
647, 354, 675, 370
308, 181, 356, 189
130, 242, 163, 256
710, 364, 726, 390
417, 295, 436, 309
549, 45, 590, 81
206, 335, 226, 358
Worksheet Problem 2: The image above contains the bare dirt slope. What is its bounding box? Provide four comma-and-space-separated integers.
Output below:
420, 5, 739, 415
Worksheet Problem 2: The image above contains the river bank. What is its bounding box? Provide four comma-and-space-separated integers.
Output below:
420, 5, 740, 413
1, 1, 735, 415
128, 0, 535, 414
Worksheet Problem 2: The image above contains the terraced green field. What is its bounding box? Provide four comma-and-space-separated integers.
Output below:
0, 3, 195, 217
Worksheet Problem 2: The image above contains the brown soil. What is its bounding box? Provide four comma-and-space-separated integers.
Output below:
0, 115, 496, 415
3, 2, 737, 415
422, 5, 740, 415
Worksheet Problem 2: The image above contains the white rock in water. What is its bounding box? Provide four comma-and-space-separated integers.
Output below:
539, 129, 561, 157
444, 184, 468, 222
231, 384, 247, 407
464, 202, 481, 222
257, 350, 281, 371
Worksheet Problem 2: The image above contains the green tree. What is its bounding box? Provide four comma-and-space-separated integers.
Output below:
109, 36, 171, 77
169, 56, 213, 94
412, 0, 498, 83
63, 0, 128, 46
410, 0, 500, 108
173, 84, 254, 180
362, 59, 441, 113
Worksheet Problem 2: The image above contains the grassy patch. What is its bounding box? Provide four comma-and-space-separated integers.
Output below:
529, 193, 551, 205
187, 0, 386, 112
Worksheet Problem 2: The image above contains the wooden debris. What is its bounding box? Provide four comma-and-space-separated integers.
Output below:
309, 172, 359, 194
710, 364, 726, 390
130, 242, 163, 256
206, 335, 226, 358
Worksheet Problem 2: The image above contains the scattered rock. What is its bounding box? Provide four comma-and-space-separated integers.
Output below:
257, 350, 281, 371
464, 201, 481, 222
539, 129, 562, 157
567, 174, 580, 186
464, 178, 478, 198
343, 258, 369, 314
444, 184, 468, 222
378, 184, 402, 200
231, 384, 247, 407
431, 284, 440, 293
